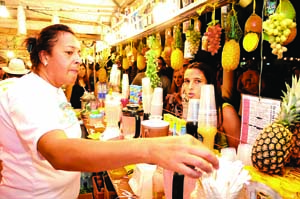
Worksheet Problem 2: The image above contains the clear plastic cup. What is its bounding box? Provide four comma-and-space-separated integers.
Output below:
187, 99, 199, 122
237, 143, 253, 166
199, 84, 216, 112
198, 111, 217, 127
142, 77, 152, 96
151, 103, 163, 117
151, 87, 163, 104
221, 147, 237, 162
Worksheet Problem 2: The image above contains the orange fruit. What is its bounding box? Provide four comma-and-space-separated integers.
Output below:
283, 27, 297, 45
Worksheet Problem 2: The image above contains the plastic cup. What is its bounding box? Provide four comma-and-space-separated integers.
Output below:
199, 84, 216, 112
151, 103, 163, 117
198, 111, 217, 127
237, 143, 253, 166
142, 94, 152, 114
151, 87, 163, 104
142, 77, 152, 96
221, 147, 237, 162
187, 99, 199, 122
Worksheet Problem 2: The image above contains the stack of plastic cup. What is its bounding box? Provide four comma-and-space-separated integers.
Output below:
187, 99, 200, 122
237, 143, 253, 166
151, 87, 163, 117
221, 147, 237, 162
197, 84, 217, 151
198, 84, 217, 126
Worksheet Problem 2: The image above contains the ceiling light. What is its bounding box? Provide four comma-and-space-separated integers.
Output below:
7, 51, 14, 59
17, 5, 27, 35
0, 1, 9, 18
52, 12, 60, 24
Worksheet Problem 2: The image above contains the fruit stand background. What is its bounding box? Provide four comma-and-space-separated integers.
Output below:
191, 0, 300, 111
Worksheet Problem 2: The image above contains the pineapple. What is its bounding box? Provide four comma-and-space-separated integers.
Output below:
252, 76, 300, 174
251, 123, 293, 175
122, 56, 129, 70
137, 54, 146, 70
170, 26, 184, 70
285, 76, 300, 166
221, 39, 240, 71
171, 48, 184, 70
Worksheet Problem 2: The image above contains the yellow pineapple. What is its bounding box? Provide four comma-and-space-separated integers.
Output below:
137, 54, 146, 70
252, 76, 300, 174
122, 57, 129, 70
170, 26, 183, 70
97, 67, 107, 83
171, 48, 184, 70
221, 39, 240, 71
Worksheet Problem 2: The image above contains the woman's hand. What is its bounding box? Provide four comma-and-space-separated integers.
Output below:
173, 92, 182, 104
147, 134, 219, 178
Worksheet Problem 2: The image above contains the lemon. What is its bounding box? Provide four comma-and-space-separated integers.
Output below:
243, 33, 260, 52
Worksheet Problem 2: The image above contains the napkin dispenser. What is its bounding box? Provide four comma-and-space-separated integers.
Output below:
128, 163, 157, 198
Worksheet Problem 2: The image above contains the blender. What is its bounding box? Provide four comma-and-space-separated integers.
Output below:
101, 93, 121, 141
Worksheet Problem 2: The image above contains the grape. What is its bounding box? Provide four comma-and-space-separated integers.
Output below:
263, 12, 296, 59
204, 23, 222, 56
186, 29, 201, 56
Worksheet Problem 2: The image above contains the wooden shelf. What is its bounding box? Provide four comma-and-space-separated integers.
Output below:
110, 0, 233, 46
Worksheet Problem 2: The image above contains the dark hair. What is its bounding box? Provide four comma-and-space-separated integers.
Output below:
157, 56, 166, 67
186, 62, 216, 85
24, 24, 75, 72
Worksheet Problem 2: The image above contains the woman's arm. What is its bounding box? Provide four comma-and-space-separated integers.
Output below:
222, 104, 241, 149
37, 130, 219, 178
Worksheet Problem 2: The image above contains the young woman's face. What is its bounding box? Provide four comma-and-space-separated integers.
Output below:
173, 69, 183, 88
78, 65, 86, 78
183, 68, 207, 99
44, 32, 81, 87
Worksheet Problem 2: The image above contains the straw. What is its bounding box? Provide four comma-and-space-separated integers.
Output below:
199, 158, 251, 199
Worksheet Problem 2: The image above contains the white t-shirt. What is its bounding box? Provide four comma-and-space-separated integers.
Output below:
0, 73, 82, 199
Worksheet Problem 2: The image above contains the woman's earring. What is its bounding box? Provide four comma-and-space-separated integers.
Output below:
44, 62, 48, 66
